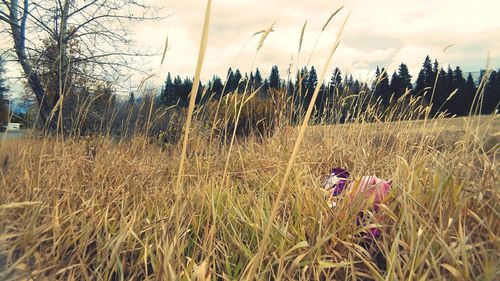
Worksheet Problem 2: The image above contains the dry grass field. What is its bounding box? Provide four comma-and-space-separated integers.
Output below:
0, 115, 498, 280
0, 1, 499, 280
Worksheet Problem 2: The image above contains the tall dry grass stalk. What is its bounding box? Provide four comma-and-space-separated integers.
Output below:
175, 0, 212, 217
256, 23, 275, 52
243, 12, 350, 279
306, 6, 344, 66
160, 36, 169, 66
298, 20, 307, 53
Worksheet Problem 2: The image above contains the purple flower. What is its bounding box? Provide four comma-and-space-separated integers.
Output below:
324, 167, 350, 196
367, 227, 382, 239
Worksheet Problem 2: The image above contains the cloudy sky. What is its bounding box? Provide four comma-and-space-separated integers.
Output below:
132, 0, 500, 84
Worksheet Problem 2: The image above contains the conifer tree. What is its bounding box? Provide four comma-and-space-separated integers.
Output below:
239, 73, 249, 93
249, 72, 255, 90
432, 59, 439, 86
380, 69, 390, 106
269, 65, 281, 90
160, 72, 175, 106
315, 82, 328, 118
233, 69, 242, 93
346, 74, 355, 93
173, 75, 184, 105
295, 67, 308, 95
307, 66, 318, 96
389, 71, 401, 100
433, 67, 448, 114
210, 75, 224, 99
352, 79, 361, 96
330, 67, 342, 88
286, 81, 294, 96
262, 79, 269, 92
398, 63, 413, 93
483, 70, 500, 114
328, 67, 342, 105
414, 56, 434, 100
254, 68, 263, 87
301, 66, 318, 112
448, 66, 467, 115
445, 65, 455, 95
464, 73, 477, 114
181, 77, 193, 105
225, 68, 236, 94
374, 67, 390, 106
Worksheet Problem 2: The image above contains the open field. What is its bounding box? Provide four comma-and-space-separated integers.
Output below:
1, 130, 28, 143
311, 116, 500, 155
1, 0, 499, 279
0, 115, 498, 280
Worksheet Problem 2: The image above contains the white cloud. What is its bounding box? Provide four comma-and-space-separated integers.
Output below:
132, 0, 500, 84
3, 0, 500, 89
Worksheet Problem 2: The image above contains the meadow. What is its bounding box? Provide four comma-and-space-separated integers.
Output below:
0, 1, 499, 280
0, 114, 498, 280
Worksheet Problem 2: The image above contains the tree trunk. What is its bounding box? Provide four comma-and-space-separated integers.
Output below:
9, 0, 56, 130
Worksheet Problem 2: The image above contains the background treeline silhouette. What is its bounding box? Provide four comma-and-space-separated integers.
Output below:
157, 55, 499, 121
1, 54, 499, 138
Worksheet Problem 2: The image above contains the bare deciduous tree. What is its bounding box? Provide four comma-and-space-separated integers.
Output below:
0, 0, 162, 130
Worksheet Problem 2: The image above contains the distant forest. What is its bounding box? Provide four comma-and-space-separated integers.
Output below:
157, 55, 499, 119
1, 54, 499, 133
1, 0, 498, 134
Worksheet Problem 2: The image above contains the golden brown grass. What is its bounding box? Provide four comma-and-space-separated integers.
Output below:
1, 2, 498, 280
0, 115, 498, 280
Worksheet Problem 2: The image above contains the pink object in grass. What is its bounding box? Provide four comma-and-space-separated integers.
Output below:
347, 175, 392, 206
347, 175, 392, 239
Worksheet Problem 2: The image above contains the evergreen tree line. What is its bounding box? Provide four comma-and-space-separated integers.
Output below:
413, 56, 498, 116
157, 55, 499, 122
2, 54, 499, 133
